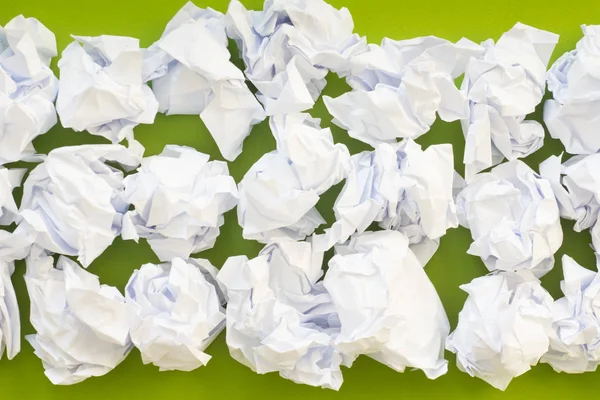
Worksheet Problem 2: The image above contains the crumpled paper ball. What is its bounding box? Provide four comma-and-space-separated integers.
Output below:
56, 35, 158, 143
226, 0, 366, 115
456, 160, 562, 277
542, 255, 600, 373
314, 139, 458, 265
544, 25, 600, 155
0, 15, 58, 164
540, 153, 600, 258
540, 153, 600, 257
143, 2, 265, 161
237, 113, 350, 243
217, 239, 344, 390
125, 257, 226, 371
446, 270, 554, 390
325, 230, 450, 378
18, 144, 142, 267
25, 247, 134, 385
122, 145, 238, 261
461, 23, 558, 178
325, 36, 483, 146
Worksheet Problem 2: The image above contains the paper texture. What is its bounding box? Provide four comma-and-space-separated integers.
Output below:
56, 35, 158, 143
219, 230, 449, 389
143, 2, 265, 161
456, 160, 562, 277
325, 230, 449, 378
0, 15, 58, 164
125, 257, 226, 371
226, 0, 365, 115
325, 36, 482, 146
542, 255, 600, 373
462, 23, 559, 178
237, 113, 350, 243
313, 139, 458, 265
121, 145, 238, 261
539, 153, 600, 254
446, 271, 553, 390
18, 144, 143, 268
218, 240, 343, 390
25, 246, 134, 385
545, 25, 600, 154
540, 153, 600, 230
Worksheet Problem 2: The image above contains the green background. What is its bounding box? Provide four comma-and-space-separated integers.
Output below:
1, 0, 599, 398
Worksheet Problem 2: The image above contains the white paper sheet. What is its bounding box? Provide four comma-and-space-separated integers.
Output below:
544, 25, 600, 154
237, 113, 350, 243
446, 271, 554, 390
324, 36, 483, 146
456, 160, 562, 277
125, 257, 226, 371
324, 230, 449, 378
461, 23, 559, 178
18, 143, 143, 268
226, 0, 366, 115
25, 246, 134, 385
541, 255, 600, 373
143, 2, 265, 161
121, 145, 238, 261
313, 139, 458, 265
56, 35, 158, 143
217, 240, 344, 390
0, 15, 58, 164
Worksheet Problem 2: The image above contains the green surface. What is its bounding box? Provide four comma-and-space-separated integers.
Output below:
0, 0, 599, 398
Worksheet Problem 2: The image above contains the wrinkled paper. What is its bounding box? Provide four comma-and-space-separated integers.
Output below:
325, 36, 483, 146
218, 240, 344, 390
56, 35, 158, 143
545, 25, 600, 155
325, 230, 450, 378
125, 257, 226, 371
25, 247, 133, 385
143, 2, 265, 161
219, 229, 450, 389
456, 160, 562, 277
462, 23, 559, 178
226, 0, 366, 115
542, 255, 600, 373
539, 153, 600, 254
446, 271, 553, 390
0, 15, 58, 164
314, 139, 458, 265
18, 144, 142, 267
237, 113, 350, 243
122, 145, 238, 261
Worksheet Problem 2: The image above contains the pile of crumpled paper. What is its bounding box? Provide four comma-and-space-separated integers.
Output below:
2, 0, 600, 392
